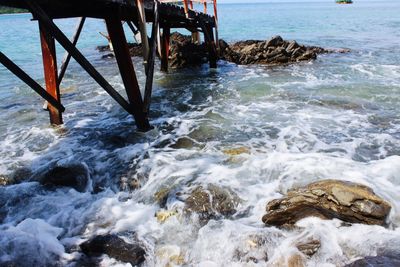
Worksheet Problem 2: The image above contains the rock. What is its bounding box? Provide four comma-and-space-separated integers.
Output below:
0, 168, 32, 186
184, 184, 241, 220
169, 137, 199, 149
296, 239, 321, 257
0, 175, 8, 186
296, 51, 317, 61
168, 32, 209, 69
262, 180, 391, 227
220, 36, 335, 66
287, 254, 305, 267
222, 146, 251, 156
286, 41, 299, 52
272, 253, 305, 267
345, 254, 400, 267
156, 209, 178, 223
266, 35, 284, 48
80, 234, 145, 266
40, 163, 89, 192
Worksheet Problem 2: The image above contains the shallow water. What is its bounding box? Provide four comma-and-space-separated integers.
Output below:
1, 1, 400, 266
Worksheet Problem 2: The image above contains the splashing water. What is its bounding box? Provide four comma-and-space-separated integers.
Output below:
1, 1, 400, 266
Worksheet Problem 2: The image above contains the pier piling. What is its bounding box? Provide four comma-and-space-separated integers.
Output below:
0, 0, 219, 130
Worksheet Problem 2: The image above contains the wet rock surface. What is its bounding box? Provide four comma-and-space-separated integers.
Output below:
262, 180, 391, 227
98, 34, 346, 68
296, 239, 321, 257
0, 168, 32, 186
80, 233, 146, 266
184, 184, 241, 220
37, 163, 89, 192
220, 35, 348, 66
168, 32, 208, 69
345, 254, 400, 267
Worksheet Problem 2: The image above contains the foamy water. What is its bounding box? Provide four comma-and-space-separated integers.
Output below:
1, 1, 400, 266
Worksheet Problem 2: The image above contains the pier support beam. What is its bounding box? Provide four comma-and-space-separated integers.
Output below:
160, 26, 170, 72
58, 17, 86, 86
39, 21, 63, 125
105, 15, 151, 131
202, 23, 217, 68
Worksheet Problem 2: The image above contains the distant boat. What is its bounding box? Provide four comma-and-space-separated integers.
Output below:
336, 0, 353, 4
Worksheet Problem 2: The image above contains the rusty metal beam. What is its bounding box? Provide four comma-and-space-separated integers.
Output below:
58, 17, 86, 86
160, 26, 170, 72
136, 0, 150, 72
25, 0, 135, 123
143, 0, 159, 114
0, 51, 65, 112
105, 14, 151, 131
39, 21, 63, 124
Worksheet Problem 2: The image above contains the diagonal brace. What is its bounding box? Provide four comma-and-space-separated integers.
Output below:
0, 51, 65, 112
25, 0, 133, 116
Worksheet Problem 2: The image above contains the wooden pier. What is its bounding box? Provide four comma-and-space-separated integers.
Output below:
0, 0, 219, 131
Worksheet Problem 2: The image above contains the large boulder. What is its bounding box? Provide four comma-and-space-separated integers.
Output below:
184, 184, 241, 220
345, 254, 400, 267
262, 180, 391, 227
80, 234, 146, 266
39, 163, 89, 192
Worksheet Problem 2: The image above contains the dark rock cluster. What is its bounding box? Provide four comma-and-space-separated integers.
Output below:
219, 35, 347, 65
168, 32, 209, 69
80, 233, 146, 266
98, 34, 349, 68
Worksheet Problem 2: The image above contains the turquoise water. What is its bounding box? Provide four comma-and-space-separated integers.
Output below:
1, 1, 400, 266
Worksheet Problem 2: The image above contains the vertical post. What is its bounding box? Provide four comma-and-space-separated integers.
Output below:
202, 23, 217, 68
204, 2, 207, 13
213, 0, 219, 52
39, 21, 63, 125
136, 0, 150, 72
143, 0, 159, 114
183, 0, 189, 18
160, 27, 170, 72
105, 15, 151, 131
189, 1, 200, 44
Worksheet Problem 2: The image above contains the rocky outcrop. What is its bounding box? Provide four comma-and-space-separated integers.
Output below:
184, 184, 241, 220
345, 254, 400, 267
168, 32, 208, 69
80, 234, 146, 266
262, 180, 391, 227
38, 163, 89, 192
220, 36, 348, 66
98, 34, 348, 68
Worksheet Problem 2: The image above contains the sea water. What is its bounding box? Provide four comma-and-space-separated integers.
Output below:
0, 0, 400, 266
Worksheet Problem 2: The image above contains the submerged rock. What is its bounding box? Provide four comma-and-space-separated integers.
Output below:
39, 163, 89, 192
80, 234, 145, 266
0, 175, 8, 186
345, 254, 400, 267
262, 180, 391, 227
184, 184, 241, 220
222, 146, 251, 156
0, 167, 32, 186
296, 239, 321, 257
